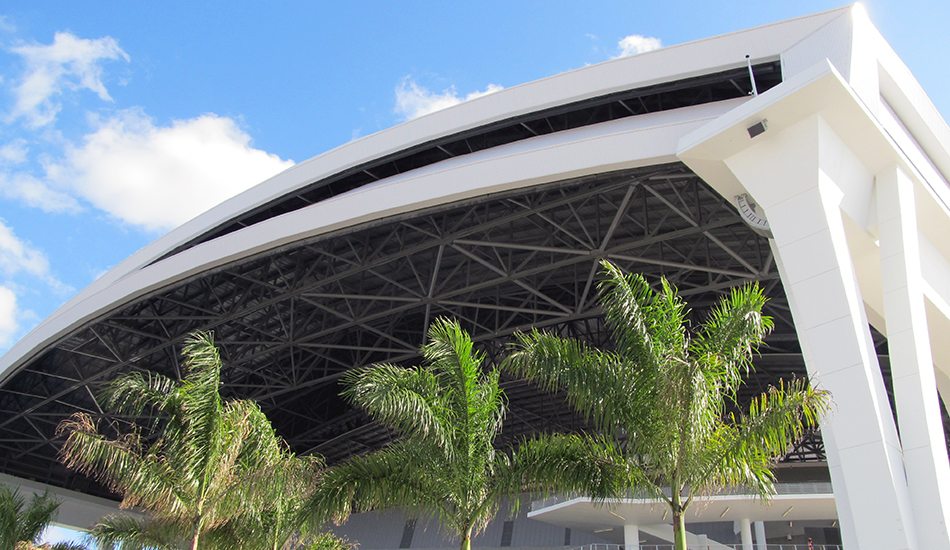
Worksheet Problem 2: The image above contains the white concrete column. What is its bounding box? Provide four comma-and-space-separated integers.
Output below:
877, 164, 950, 549
740, 518, 753, 550
623, 524, 639, 550
754, 521, 767, 550
697, 533, 709, 550
722, 114, 918, 550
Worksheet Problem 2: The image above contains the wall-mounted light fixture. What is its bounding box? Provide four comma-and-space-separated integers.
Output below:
747, 119, 768, 138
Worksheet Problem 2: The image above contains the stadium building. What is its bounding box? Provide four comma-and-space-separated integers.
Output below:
2, 5, 949, 549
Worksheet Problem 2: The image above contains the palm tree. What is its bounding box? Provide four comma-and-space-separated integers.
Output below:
0, 484, 86, 550
503, 260, 831, 550
56, 331, 321, 550
307, 318, 623, 550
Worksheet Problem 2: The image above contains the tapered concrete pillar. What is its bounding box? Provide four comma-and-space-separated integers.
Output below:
877, 164, 950, 549
721, 114, 918, 550
754, 521, 767, 550
623, 524, 639, 550
740, 518, 753, 550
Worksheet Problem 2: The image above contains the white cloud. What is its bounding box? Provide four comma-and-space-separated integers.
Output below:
0, 211, 71, 349
0, 218, 51, 278
0, 285, 17, 347
614, 34, 662, 58
46, 108, 295, 233
0, 171, 81, 212
0, 139, 28, 164
0, 16, 15, 33
395, 78, 503, 121
8, 31, 129, 127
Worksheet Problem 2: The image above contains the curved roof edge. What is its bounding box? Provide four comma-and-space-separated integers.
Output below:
93, 6, 854, 287
0, 98, 742, 382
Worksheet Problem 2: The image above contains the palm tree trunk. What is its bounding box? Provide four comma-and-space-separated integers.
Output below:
460, 524, 473, 550
672, 511, 687, 550
671, 486, 687, 550
190, 526, 201, 550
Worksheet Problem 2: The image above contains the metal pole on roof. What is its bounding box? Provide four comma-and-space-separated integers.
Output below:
746, 54, 759, 96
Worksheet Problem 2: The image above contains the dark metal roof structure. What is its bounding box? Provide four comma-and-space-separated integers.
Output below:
0, 161, 835, 500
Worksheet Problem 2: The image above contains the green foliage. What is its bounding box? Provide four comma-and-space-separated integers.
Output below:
311, 318, 506, 548
504, 260, 832, 550
308, 318, 623, 550
1, 485, 86, 550
14, 543, 88, 550
89, 515, 183, 550
57, 331, 322, 550
297, 532, 354, 550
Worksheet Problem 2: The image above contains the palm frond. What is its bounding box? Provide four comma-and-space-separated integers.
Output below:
308, 445, 444, 525
504, 330, 642, 431
598, 260, 689, 371
56, 414, 181, 513
90, 515, 185, 550
175, 332, 225, 510
299, 532, 356, 550
697, 421, 777, 501
697, 378, 831, 499
0, 485, 64, 548
341, 363, 449, 449
102, 370, 178, 428
1, 485, 28, 550
738, 378, 830, 456
507, 433, 648, 502
691, 283, 773, 395
21, 492, 62, 545
422, 318, 484, 428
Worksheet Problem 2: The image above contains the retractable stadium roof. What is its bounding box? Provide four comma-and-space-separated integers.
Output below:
1, 6, 891, 499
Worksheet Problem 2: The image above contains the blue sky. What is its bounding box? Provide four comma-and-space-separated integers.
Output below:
0, 0, 948, 359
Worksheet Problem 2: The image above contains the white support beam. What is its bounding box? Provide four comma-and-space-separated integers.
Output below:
623, 524, 640, 550
720, 114, 918, 550
877, 164, 950, 549
739, 518, 753, 550
754, 521, 767, 550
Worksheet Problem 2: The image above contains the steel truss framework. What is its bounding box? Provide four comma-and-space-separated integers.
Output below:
1, 163, 847, 499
